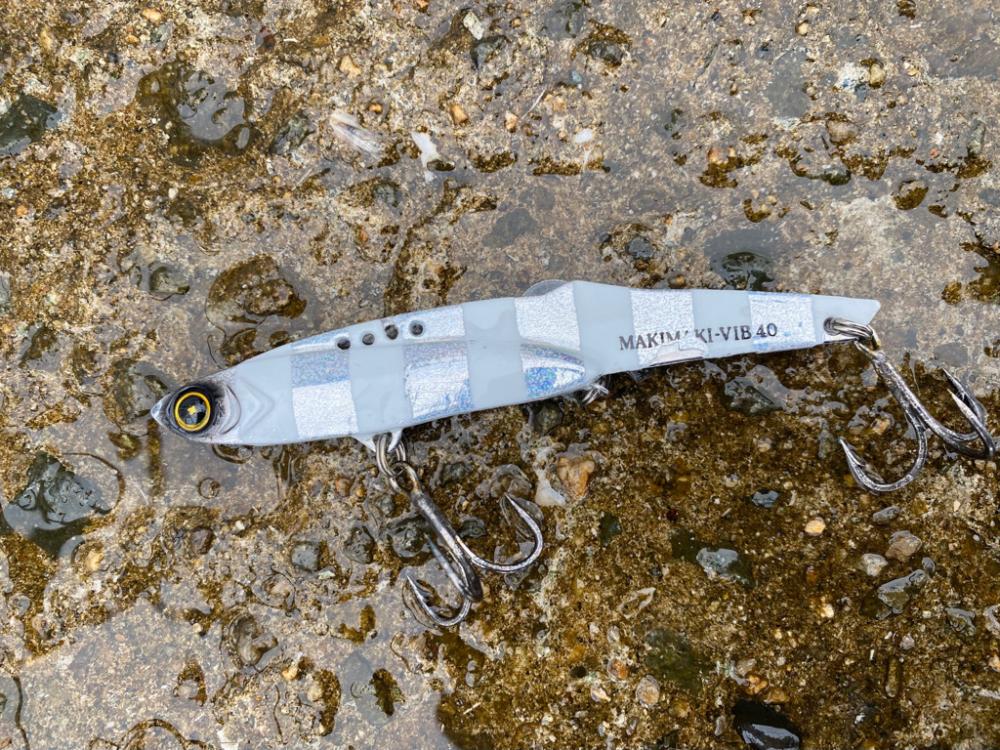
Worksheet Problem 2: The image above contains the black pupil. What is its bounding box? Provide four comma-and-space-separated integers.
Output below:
178, 394, 209, 427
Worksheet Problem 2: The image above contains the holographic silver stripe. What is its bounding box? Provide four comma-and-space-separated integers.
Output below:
291, 350, 350, 387
290, 350, 357, 438
292, 382, 357, 439
521, 344, 588, 399
749, 293, 815, 352
404, 341, 473, 420
629, 289, 702, 366
514, 282, 580, 351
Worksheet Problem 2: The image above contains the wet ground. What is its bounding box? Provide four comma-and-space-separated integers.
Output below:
1, 1, 999, 748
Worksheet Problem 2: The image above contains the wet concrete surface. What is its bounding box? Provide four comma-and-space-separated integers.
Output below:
0, 1, 999, 748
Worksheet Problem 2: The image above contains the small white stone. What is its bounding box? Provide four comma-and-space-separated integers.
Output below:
860, 553, 888, 577
885, 530, 922, 562
804, 517, 826, 536
836, 62, 868, 91
463, 11, 485, 40
635, 676, 660, 707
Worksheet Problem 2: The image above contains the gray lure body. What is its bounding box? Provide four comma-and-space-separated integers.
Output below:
152, 281, 879, 446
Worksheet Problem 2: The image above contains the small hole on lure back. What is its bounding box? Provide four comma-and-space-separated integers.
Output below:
337, 337, 351, 350
384, 324, 399, 340
409, 321, 424, 336
362, 332, 375, 345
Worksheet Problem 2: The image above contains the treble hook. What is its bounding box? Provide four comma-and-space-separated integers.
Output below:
827, 318, 996, 494
374, 434, 544, 627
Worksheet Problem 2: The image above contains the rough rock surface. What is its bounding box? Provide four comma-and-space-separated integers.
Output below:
0, 1, 999, 749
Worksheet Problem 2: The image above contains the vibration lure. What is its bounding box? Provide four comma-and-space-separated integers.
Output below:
153, 281, 995, 625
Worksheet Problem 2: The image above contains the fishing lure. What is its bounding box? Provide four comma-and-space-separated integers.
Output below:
152, 281, 996, 625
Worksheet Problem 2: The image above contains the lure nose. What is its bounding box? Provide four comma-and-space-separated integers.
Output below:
150, 394, 169, 427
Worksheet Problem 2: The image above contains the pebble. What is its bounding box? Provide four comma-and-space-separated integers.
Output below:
763, 687, 789, 704
796, 21, 810, 35
39, 27, 55, 53
868, 61, 886, 87
751, 489, 780, 509
607, 657, 628, 680
989, 654, 1000, 673
900, 634, 915, 650
141, 7, 163, 22
471, 35, 506, 69
825, 119, 855, 144
625, 236, 655, 261
707, 145, 728, 165
590, 683, 610, 702
556, 455, 596, 499
985, 605, 1000, 638
84, 546, 104, 573
945, 607, 976, 636
635, 675, 660, 707
504, 112, 518, 132
804, 517, 826, 536
877, 570, 928, 615
733, 699, 801, 750
290, 541, 321, 572
463, 11, 485, 40
148, 264, 190, 298
860, 553, 888, 577
746, 673, 768, 694
449, 102, 469, 126
869, 415, 892, 436
306, 679, 323, 702
695, 546, 753, 586
587, 40, 626, 66
893, 179, 929, 210
872, 506, 901, 525
885, 530, 922, 562
344, 525, 376, 564
339, 55, 362, 76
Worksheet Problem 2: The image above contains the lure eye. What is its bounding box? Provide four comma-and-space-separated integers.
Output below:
173, 389, 213, 433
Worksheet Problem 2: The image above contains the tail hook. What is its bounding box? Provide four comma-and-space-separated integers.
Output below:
374, 434, 544, 627
827, 318, 996, 494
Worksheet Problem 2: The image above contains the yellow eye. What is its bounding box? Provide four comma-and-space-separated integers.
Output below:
173, 390, 212, 433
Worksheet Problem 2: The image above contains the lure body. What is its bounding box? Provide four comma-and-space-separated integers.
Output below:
152, 282, 879, 446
